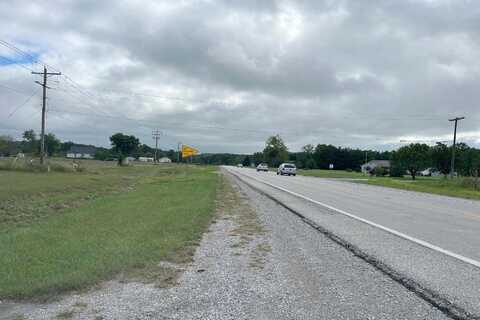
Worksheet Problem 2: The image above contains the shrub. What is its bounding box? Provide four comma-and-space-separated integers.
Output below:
372, 167, 387, 177
458, 177, 480, 190
0, 158, 86, 173
389, 165, 405, 177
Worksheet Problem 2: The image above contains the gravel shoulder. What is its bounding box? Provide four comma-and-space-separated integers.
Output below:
1, 172, 449, 320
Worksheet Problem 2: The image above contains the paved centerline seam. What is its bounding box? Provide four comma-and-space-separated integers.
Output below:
230, 168, 480, 270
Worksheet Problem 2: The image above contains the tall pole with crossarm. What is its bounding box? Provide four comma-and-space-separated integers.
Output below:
449, 116, 465, 178
32, 66, 61, 164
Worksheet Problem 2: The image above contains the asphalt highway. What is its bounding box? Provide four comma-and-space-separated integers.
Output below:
225, 166, 480, 319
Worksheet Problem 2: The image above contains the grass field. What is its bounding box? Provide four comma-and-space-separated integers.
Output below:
0, 161, 219, 299
297, 169, 366, 179
364, 176, 480, 200
297, 169, 480, 200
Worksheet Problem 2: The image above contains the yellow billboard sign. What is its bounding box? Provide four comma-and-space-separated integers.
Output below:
181, 145, 199, 158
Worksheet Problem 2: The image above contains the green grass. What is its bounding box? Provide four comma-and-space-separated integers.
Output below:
363, 176, 480, 200
0, 163, 219, 299
294, 168, 480, 200
296, 169, 366, 179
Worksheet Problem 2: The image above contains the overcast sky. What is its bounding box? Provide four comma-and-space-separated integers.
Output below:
1, 0, 479, 153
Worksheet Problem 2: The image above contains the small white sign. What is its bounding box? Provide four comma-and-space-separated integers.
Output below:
329, 164, 334, 169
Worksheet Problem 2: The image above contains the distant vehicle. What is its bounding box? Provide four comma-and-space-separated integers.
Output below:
420, 168, 441, 177
237, 164, 243, 168
256, 163, 268, 172
277, 163, 296, 176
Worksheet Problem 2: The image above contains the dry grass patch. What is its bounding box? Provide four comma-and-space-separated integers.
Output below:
219, 174, 271, 269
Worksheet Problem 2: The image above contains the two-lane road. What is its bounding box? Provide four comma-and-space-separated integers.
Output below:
226, 166, 480, 318
229, 167, 480, 263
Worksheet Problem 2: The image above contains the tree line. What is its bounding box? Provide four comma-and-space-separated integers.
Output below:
0, 130, 180, 164
243, 135, 480, 180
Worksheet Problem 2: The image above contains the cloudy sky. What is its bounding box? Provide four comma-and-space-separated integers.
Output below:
1, 0, 479, 153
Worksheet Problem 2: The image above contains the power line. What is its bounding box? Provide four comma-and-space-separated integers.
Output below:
32, 66, 62, 164
152, 129, 162, 162
449, 116, 465, 178
8, 89, 40, 117
0, 83, 34, 96
0, 39, 61, 72
0, 55, 35, 72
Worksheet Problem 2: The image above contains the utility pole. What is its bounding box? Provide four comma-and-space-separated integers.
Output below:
32, 66, 61, 164
177, 142, 182, 163
152, 129, 162, 163
449, 116, 465, 178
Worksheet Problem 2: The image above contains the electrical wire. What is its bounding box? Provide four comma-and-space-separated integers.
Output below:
8, 89, 40, 117
0, 83, 33, 96
0, 55, 35, 72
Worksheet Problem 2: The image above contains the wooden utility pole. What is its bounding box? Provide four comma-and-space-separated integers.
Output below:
152, 129, 162, 163
177, 142, 182, 163
449, 116, 465, 178
32, 66, 61, 164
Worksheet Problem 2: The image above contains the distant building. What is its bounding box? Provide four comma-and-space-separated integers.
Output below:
361, 160, 391, 174
158, 157, 172, 163
139, 157, 154, 162
66, 146, 96, 159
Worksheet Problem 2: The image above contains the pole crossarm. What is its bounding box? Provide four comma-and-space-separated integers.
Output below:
31, 66, 61, 164
448, 116, 465, 178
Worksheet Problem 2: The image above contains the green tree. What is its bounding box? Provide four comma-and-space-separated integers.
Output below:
110, 133, 140, 165
455, 143, 471, 176
301, 144, 315, 169
44, 133, 61, 156
430, 142, 450, 176
392, 143, 431, 180
22, 129, 38, 154
242, 155, 251, 167
252, 152, 264, 166
0, 135, 15, 156
60, 141, 75, 153
263, 135, 288, 167
313, 144, 338, 169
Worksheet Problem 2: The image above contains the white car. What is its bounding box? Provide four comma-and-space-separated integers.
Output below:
256, 163, 268, 172
277, 163, 296, 176
420, 168, 440, 177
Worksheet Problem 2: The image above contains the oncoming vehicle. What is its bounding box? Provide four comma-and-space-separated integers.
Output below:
256, 163, 269, 172
277, 163, 296, 176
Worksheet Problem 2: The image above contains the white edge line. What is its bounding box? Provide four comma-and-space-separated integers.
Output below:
228, 167, 480, 269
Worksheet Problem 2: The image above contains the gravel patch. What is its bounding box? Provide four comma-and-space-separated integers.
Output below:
1, 172, 450, 319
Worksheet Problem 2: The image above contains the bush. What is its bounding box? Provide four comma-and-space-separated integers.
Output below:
389, 165, 405, 177
458, 177, 480, 190
49, 163, 74, 173
0, 158, 86, 173
372, 167, 387, 177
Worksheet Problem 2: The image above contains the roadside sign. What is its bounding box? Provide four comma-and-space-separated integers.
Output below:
181, 145, 199, 158
329, 164, 334, 169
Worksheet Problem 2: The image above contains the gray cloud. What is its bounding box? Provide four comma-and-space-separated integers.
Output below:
1, 0, 479, 153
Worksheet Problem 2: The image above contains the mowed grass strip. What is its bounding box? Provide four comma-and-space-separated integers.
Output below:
295, 168, 480, 200
296, 169, 366, 179
364, 176, 480, 200
0, 165, 166, 228
0, 165, 218, 299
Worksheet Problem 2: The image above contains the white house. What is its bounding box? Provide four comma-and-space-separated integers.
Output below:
361, 160, 391, 174
66, 146, 96, 159
158, 157, 172, 163
139, 157, 154, 162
